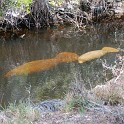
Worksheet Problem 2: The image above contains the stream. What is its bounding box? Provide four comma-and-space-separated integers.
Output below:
0, 23, 124, 105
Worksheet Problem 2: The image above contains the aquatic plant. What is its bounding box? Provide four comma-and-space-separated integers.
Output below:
34, 73, 72, 101
78, 47, 119, 63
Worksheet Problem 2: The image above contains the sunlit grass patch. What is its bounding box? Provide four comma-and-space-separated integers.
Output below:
1, 0, 32, 16
49, 0, 80, 7
15, 0, 32, 13
0, 101, 40, 124
63, 78, 90, 113
64, 96, 86, 113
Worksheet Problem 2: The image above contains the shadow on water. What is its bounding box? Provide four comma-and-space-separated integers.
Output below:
0, 23, 124, 105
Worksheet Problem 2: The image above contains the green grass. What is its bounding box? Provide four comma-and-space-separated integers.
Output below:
0, 101, 40, 124
1, 0, 32, 15
64, 96, 88, 113
49, 0, 80, 7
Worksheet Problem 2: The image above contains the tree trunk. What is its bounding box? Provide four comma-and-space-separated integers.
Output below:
30, 0, 53, 28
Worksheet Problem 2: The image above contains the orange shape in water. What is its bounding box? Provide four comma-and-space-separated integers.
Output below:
4, 52, 79, 77
78, 47, 119, 63
101, 47, 119, 53
4, 59, 58, 77
78, 50, 107, 63
55, 52, 79, 63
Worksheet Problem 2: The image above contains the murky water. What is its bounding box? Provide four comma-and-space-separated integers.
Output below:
0, 23, 124, 105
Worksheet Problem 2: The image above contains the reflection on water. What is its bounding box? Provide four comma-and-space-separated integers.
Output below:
0, 23, 123, 105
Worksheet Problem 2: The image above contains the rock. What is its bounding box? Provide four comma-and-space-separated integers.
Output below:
33, 99, 65, 113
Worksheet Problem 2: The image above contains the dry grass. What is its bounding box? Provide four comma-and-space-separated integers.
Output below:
91, 55, 124, 105
0, 101, 40, 124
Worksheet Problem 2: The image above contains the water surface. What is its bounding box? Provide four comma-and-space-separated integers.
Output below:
0, 23, 123, 105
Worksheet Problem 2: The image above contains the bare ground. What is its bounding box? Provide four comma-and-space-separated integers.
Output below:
35, 105, 124, 124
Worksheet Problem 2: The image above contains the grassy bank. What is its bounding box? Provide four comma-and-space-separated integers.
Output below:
0, 101, 40, 124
